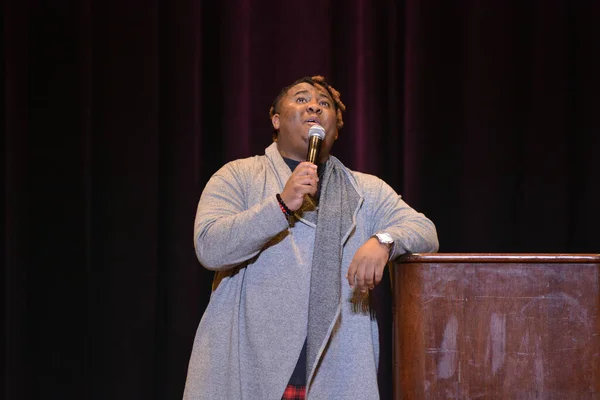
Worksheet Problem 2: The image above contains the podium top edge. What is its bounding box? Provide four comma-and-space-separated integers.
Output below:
396, 253, 600, 264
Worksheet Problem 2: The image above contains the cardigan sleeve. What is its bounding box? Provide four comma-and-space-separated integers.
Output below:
367, 178, 439, 259
194, 160, 289, 271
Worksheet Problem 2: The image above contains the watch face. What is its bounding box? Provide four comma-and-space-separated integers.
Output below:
376, 232, 393, 244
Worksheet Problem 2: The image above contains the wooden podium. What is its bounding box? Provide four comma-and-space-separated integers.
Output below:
392, 254, 600, 399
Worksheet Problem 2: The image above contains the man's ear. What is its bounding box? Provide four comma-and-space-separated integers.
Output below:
271, 114, 280, 130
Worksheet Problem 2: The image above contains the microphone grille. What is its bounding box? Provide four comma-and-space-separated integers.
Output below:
308, 124, 326, 140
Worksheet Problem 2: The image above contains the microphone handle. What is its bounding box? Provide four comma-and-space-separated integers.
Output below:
306, 136, 322, 164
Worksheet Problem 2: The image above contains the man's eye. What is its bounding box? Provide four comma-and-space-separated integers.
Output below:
296, 97, 307, 103
320, 101, 330, 107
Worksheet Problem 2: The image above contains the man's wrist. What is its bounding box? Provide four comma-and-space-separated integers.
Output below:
276, 193, 293, 217
372, 232, 394, 253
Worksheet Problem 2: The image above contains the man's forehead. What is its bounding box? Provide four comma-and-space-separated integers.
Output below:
286, 82, 332, 100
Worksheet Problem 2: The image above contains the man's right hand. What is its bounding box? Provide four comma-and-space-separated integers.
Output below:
280, 162, 319, 211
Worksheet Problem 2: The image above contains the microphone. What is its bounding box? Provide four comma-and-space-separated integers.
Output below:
306, 124, 326, 164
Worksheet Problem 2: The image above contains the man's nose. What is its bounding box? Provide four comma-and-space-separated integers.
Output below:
307, 102, 322, 114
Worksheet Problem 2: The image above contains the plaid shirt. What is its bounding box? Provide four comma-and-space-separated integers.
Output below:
282, 384, 306, 400
282, 337, 307, 400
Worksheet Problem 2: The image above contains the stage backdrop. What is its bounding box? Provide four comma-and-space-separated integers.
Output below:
2, 0, 599, 399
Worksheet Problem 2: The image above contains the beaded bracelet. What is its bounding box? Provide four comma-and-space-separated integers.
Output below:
276, 193, 293, 217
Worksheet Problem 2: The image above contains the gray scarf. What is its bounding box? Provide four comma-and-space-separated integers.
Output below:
306, 158, 360, 387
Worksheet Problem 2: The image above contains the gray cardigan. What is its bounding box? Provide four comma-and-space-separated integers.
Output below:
183, 143, 439, 399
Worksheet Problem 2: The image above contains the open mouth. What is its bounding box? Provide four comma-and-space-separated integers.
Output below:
305, 117, 321, 125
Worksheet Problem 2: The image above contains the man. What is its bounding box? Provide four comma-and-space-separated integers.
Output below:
183, 76, 438, 399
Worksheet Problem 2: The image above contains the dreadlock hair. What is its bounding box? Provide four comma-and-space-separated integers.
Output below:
269, 75, 346, 141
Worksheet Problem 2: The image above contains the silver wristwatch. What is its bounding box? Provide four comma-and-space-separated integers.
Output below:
373, 232, 394, 250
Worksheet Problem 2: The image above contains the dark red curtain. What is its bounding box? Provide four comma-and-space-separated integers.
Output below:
2, 0, 599, 398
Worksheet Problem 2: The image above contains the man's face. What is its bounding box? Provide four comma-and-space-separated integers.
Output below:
271, 82, 338, 163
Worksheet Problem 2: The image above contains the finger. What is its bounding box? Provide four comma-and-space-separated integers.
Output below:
346, 259, 358, 288
298, 161, 318, 169
374, 264, 385, 287
293, 179, 318, 194
294, 163, 318, 175
293, 187, 314, 199
354, 261, 367, 292
292, 174, 319, 188
295, 166, 312, 176
294, 174, 318, 185
298, 169, 319, 181
307, 180, 318, 196
292, 172, 318, 186
363, 262, 375, 289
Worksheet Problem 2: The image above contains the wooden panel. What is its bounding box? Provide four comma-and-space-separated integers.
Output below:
393, 254, 600, 399
400, 253, 600, 264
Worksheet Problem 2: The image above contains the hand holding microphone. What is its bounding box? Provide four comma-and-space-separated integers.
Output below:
279, 124, 326, 211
